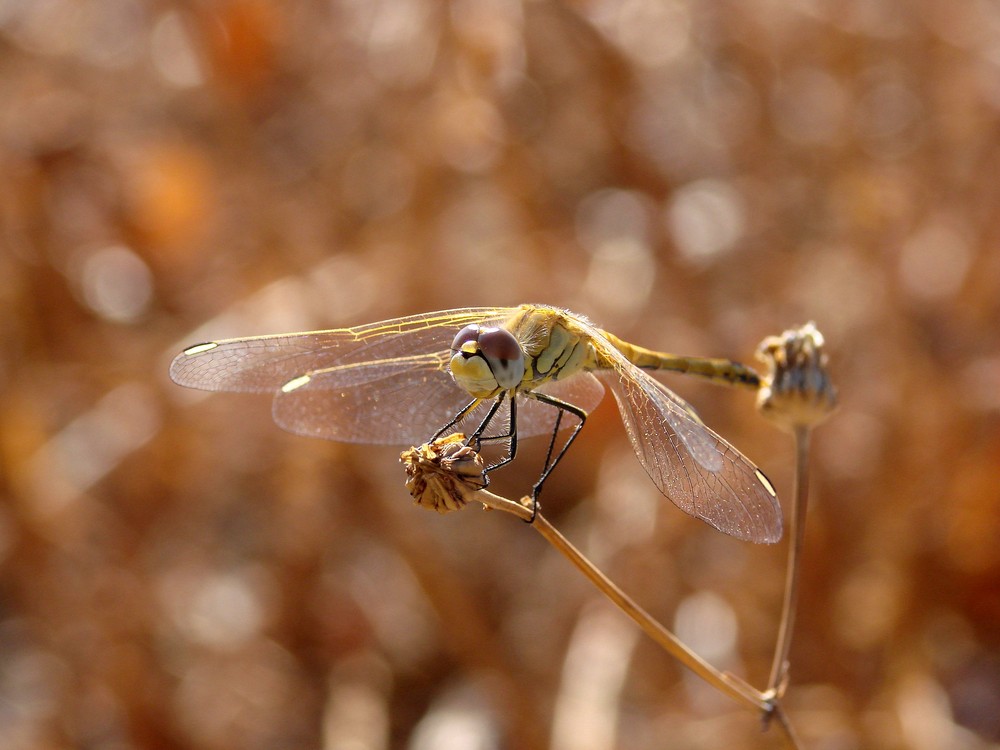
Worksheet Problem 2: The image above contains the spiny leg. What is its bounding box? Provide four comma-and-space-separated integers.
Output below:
541, 408, 565, 475
431, 397, 482, 442
466, 393, 506, 450
476, 394, 518, 474
527, 392, 588, 518
428, 393, 518, 490
448, 393, 519, 485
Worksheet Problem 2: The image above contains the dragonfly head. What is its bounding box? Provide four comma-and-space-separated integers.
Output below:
449, 324, 525, 396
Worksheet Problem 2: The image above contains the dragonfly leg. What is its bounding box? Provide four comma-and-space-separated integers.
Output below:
466, 393, 505, 450
430, 394, 518, 489
477, 394, 517, 474
541, 408, 565, 475
527, 392, 588, 515
430, 398, 481, 442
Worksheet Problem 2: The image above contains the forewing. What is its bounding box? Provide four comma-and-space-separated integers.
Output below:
579, 326, 781, 543
169, 308, 513, 393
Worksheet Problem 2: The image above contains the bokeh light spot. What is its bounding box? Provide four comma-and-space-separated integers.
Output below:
772, 67, 850, 147
151, 11, 205, 88
666, 178, 746, 264
674, 590, 739, 663
588, 0, 692, 68
75, 244, 154, 323
898, 219, 972, 303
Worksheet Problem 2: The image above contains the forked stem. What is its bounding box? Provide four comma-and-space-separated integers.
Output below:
404, 452, 804, 746
476, 491, 802, 747
767, 425, 812, 698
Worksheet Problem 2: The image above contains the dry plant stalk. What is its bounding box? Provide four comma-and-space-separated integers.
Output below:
400, 435, 765, 709
755, 323, 838, 709
399, 322, 837, 749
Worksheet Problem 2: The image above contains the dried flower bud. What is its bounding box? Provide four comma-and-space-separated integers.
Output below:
400, 433, 487, 513
756, 322, 838, 430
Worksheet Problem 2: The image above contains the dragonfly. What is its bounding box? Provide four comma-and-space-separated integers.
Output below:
170, 304, 781, 543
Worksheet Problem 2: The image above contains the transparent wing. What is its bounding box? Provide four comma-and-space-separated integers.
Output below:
272, 354, 607, 445
169, 307, 515, 445
581, 325, 781, 543
268, 351, 469, 444
517, 373, 606, 435
169, 308, 514, 393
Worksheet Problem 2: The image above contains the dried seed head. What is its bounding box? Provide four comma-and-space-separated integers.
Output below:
756, 322, 838, 430
400, 433, 487, 513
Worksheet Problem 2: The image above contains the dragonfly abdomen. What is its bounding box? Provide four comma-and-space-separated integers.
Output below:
601, 331, 760, 389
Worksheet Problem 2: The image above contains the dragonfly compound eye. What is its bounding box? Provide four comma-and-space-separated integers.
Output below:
477, 327, 525, 388
451, 324, 481, 355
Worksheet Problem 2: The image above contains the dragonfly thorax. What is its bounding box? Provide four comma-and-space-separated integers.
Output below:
449, 324, 526, 397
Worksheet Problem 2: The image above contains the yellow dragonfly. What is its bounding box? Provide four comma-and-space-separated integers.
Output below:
170, 304, 781, 543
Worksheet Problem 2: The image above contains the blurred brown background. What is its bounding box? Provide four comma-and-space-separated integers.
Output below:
2, 1, 999, 748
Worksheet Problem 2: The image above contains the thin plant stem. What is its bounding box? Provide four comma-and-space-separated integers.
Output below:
772, 703, 804, 748
477, 492, 803, 747
474, 490, 768, 711
427, 485, 805, 747
530, 511, 770, 711
402, 395, 825, 749
767, 425, 812, 696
